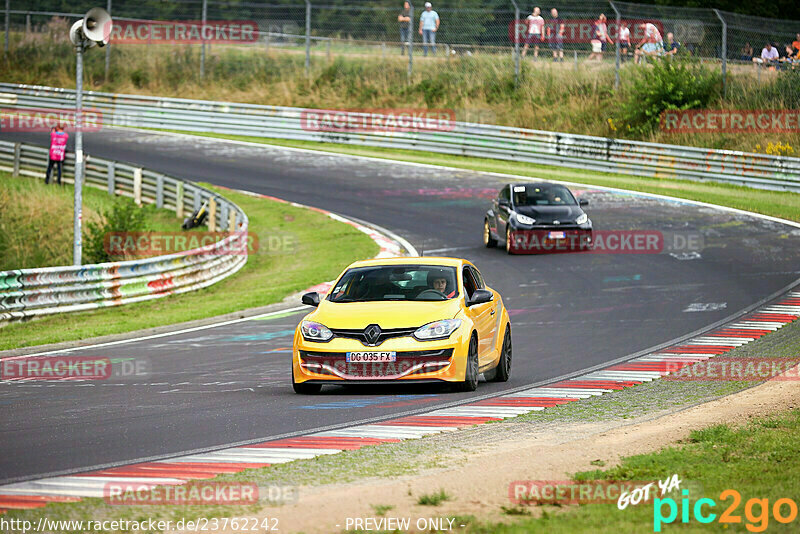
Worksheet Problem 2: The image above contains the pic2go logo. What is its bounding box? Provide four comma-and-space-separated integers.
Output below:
654, 489, 799, 532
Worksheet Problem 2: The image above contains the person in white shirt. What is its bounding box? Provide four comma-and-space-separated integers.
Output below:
753, 42, 779, 64
522, 7, 544, 59
619, 21, 631, 60
634, 22, 663, 64
418, 2, 440, 56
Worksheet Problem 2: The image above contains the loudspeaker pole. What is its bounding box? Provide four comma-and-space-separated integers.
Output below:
73, 40, 85, 266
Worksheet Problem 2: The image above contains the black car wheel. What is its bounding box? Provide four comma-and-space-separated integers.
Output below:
489, 325, 512, 382
292, 368, 322, 394
455, 335, 479, 392
484, 219, 498, 248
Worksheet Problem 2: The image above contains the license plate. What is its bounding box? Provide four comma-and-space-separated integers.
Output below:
548, 231, 566, 239
346, 351, 397, 363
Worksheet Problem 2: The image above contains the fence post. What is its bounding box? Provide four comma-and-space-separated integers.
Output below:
176, 181, 184, 218
265, 30, 269, 54
200, 0, 207, 79
12, 142, 20, 177
574, 49, 578, 70
510, 0, 520, 86
4, 0, 9, 54
610, 0, 620, 90
327, 38, 331, 62
713, 9, 727, 99
407, 1, 413, 81
208, 197, 217, 231
304, 0, 311, 75
107, 161, 115, 195
104, 0, 111, 81
133, 168, 142, 205
25, 13, 29, 34
156, 174, 164, 208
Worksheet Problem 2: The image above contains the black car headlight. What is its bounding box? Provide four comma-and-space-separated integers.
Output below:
514, 213, 536, 226
575, 213, 588, 225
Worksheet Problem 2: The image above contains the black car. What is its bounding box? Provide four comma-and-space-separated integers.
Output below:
484, 182, 593, 254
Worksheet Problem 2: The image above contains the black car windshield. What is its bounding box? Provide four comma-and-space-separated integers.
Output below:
513, 184, 577, 206
328, 265, 459, 302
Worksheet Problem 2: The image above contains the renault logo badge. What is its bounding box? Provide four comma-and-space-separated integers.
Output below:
364, 324, 381, 345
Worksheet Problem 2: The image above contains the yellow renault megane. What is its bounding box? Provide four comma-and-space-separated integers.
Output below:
292, 257, 512, 394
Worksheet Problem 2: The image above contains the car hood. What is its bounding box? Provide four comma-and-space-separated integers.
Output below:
515, 205, 582, 224
308, 299, 463, 329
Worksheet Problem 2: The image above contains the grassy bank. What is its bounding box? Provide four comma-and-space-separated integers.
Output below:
161, 131, 800, 224
1, 183, 378, 350
3, 22, 800, 154
0, 172, 181, 270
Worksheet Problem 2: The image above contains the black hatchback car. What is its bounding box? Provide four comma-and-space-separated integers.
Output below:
483, 182, 593, 254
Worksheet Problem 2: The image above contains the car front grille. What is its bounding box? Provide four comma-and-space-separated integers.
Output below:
299, 349, 454, 379
328, 327, 418, 346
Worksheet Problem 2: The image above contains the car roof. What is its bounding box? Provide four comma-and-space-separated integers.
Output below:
345, 256, 469, 269
508, 181, 565, 189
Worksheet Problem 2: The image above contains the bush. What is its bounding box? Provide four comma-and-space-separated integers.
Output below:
617, 59, 721, 135
84, 198, 152, 264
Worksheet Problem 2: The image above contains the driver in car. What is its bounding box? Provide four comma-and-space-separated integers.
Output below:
428, 272, 456, 298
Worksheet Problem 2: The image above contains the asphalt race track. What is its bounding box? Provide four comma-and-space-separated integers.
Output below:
1, 129, 799, 483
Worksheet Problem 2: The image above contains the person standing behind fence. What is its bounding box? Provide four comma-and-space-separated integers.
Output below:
547, 8, 565, 62
45, 124, 68, 186
398, 2, 412, 55
619, 21, 631, 61
634, 22, 663, 64
419, 2, 440, 56
589, 13, 613, 61
522, 7, 544, 59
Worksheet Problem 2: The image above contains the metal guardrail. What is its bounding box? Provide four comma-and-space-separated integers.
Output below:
0, 139, 249, 323
1, 83, 798, 192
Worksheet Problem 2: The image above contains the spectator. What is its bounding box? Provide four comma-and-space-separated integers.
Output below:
522, 7, 545, 59
547, 8, 565, 62
634, 22, 663, 64
418, 2, 440, 57
792, 33, 800, 55
589, 14, 613, 61
740, 42, 754, 61
619, 21, 631, 61
779, 43, 798, 67
753, 42, 779, 65
398, 2, 411, 55
664, 32, 680, 56
45, 124, 68, 186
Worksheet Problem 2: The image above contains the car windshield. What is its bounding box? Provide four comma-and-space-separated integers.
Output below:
513, 184, 577, 206
328, 265, 460, 302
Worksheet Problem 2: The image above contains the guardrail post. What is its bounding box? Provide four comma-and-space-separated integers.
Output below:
133, 168, 142, 206
12, 142, 20, 177
193, 188, 201, 212
208, 197, 217, 231
107, 161, 115, 195
220, 203, 229, 231
228, 209, 237, 232
176, 181, 184, 218
156, 174, 164, 208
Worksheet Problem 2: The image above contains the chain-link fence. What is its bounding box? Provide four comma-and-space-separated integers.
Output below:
3, 1, 800, 91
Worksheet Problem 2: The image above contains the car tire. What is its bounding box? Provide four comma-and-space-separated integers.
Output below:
488, 325, 512, 382
484, 219, 498, 248
505, 226, 515, 255
292, 368, 322, 394
455, 335, 479, 392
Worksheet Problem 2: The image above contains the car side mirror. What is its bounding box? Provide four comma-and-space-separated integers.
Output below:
579, 198, 589, 207
467, 289, 493, 306
301, 292, 320, 307
498, 199, 510, 208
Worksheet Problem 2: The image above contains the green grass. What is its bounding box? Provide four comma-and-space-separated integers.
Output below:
371, 504, 395, 516
158, 130, 800, 224
1, 182, 378, 350
461, 408, 800, 533
0, 172, 180, 270
417, 489, 451, 506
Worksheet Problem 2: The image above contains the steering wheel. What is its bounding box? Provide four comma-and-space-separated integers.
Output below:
416, 289, 447, 300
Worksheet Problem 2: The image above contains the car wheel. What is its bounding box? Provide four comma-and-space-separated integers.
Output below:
455, 335, 479, 392
292, 368, 322, 394
505, 226, 515, 255
483, 219, 498, 248
489, 325, 512, 382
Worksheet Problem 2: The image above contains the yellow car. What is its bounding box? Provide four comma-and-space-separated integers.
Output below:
292, 257, 512, 394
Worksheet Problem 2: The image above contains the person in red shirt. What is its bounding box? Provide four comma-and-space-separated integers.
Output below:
45, 124, 69, 185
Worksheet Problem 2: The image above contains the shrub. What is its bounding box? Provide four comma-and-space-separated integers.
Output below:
617, 59, 721, 135
84, 198, 153, 264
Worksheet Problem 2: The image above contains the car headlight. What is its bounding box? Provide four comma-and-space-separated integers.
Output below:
575, 213, 588, 225
514, 213, 536, 225
413, 319, 462, 341
300, 320, 333, 342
